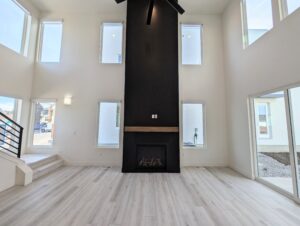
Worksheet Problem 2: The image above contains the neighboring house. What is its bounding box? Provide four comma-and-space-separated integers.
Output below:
255, 89, 300, 153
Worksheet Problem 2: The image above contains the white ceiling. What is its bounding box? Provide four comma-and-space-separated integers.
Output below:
28, 0, 231, 14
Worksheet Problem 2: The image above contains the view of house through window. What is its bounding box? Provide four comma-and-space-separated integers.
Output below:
98, 102, 121, 147
32, 101, 56, 146
101, 23, 123, 64
181, 24, 202, 65
0, 96, 22, 122
182, 103, 205, 148
253, 91, 293, 193
256, 103, 271, 139
39, 21, 63, 63
0, 96, 22, 148
0, 0, 30, 54
242, 0, 273, 46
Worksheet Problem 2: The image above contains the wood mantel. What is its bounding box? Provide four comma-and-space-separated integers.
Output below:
125, 126, 179, 133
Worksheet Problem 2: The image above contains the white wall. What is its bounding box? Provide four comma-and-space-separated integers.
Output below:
222, 0, 300, 177
0, 157, 16, 192
179, 14, 228, 167
0, 0, 38, 191
0, 0, 39, 154
30, 12, 126, 166
30, 12, 229, 167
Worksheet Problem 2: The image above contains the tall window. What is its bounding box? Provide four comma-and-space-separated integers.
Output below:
98, 102, 121, 147
39, 21, 63, 63
32, 101, 56, 146
242, 0, 273, 46
182, 103, 205, 148
0, 0, 31, 55
101, 23, 123, 64
181, 24, 202, 65
0, 96, 22, 122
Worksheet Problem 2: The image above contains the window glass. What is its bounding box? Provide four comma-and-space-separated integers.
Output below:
244, 0, 273, 45
0, 0, 27, 53
98, 102, 121, 147
40, 21, 63, 63
287, 0, 300, 14
101, 23, 123, 64
0, 96, 22, 150
181, 24, 202, 65
253, 91, 293, 193
32, 101, 56, 146
182, 103, 204, 147
0, 96, 21, 122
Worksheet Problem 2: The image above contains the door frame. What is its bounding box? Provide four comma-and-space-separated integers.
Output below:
249, 82, 300, 203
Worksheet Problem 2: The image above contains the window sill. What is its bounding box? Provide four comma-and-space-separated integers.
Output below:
30, 145, 54, 149
96, 145, 120, 149
182, 145, 206, 150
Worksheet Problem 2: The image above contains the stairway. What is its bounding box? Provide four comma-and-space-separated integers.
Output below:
22, 154, 64, 180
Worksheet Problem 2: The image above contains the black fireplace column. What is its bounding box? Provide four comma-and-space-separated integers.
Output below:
122, 0, 180, 173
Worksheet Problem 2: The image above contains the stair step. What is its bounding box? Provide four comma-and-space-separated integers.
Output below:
28, 155, 58, 169
33, 159, 64, 180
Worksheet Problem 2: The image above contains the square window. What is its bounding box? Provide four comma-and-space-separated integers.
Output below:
0, 96, 22, 122
32, 101, 56, 146
182, 103, 205, 148
101, 23, 123, 64
98, 102, 121, 147
39, 21, 63, 63
0, 96, 22, 152
242, 0, 273, 46
0, 0, 31, 55
181, 24, 202, 65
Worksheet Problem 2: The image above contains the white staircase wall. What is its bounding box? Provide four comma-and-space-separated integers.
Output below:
0, 152, 33, 192
0, 157, 16, 192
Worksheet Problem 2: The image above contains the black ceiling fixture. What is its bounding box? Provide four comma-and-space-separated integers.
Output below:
115, 0, 185, 25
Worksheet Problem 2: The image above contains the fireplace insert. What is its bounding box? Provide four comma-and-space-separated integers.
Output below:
137, 145, 167, 170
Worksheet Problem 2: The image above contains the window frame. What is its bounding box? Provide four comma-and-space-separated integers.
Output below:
100, 22, 124, 65
279, 0, 300, 19
37, 20, 64, 63
180, 23, 203, 66
0, 94, 22, 123
29, 99, 57, 149
181, 101, 207, 150
248, 82, 300, 202
96, 100, 122, 149
240, 0, 274, 48
0, 0, 31, 56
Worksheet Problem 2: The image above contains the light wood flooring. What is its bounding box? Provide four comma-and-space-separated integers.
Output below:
1, 167, 300, 226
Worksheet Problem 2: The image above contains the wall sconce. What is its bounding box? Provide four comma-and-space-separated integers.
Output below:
64, 95, 72, 106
